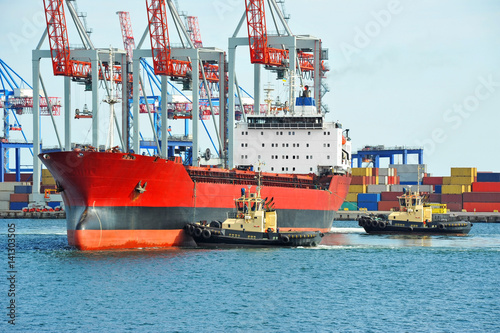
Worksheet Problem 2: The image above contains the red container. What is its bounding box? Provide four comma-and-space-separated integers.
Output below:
423, 177, 443, 185
441, 194, 462, 204
351, 176, 367, 185
428, 193, 442, 202
463, 202, 500, 212
372, 168, 379, 177
40, 184, 57, 193
380, 191, 403, 201
3, 173, 33, 182
10, 193, 29, 202
472, 182, 500, 192
378, 201, 399, 211
446, 202, 463, 212
463, 192, 500, 203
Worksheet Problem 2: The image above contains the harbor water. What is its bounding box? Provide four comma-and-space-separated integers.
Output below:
1, 219, 499, 332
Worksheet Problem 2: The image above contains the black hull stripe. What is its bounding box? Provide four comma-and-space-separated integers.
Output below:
67, 206, 335, 231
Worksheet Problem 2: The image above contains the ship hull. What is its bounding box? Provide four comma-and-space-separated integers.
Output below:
41, 151, 351, 250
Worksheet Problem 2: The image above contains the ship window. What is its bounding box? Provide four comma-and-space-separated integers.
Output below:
328, 143, 330, 147
297, 144, 300, 147
323, 143, 326, 147
276, 131, 279, 135
308, 131, 311, 135
280, 131, 283, 135
293, 143, 295, 147
241, 143, 244, 147
297, 156, 299, 159
242, 131, 245, 135
245, 155, 248, 159
286, 167, 289, 171
306, 156, 309, 160
310, 167, 313, 171
286, 156, 289, 159
286, 144, 289, 147
241, 155, 244, 159
282, 167, 285, 171
288, 131, 291, 135
246, 131, 248, 135
261, 131, 264, 135
293, 167, 296, 171
327, 156, 330, 159
262, 143, 265, 147
271, 167, 274, 171
306, 144, 309, 147
258, 155, 261, 159
293, 156, 295, 159
328, 131, 330, 135
293, 132, 295, 135
245, 143, 248, 147
324, 132, 326, 135
282, 143, 285, 147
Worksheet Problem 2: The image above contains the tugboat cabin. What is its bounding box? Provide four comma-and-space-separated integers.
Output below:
390, 191, 432, 223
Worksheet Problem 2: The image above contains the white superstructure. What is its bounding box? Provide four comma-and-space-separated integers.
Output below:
233, 95, 351, 175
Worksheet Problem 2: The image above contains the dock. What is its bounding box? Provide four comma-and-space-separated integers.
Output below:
0, 210, 66, 219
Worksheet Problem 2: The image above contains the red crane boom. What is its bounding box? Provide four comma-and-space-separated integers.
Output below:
186, 16, 203, 49
117, 11, 136, 62
245, 0, 288, 67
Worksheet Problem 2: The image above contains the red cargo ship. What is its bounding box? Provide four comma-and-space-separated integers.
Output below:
40, 151, 351, 250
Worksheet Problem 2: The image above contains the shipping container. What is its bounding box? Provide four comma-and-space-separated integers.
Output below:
477, 172, 500, 182
358, 202, 378, 211
378, 201, 400, 211
4, 173, 33, 182
351, 168, 371, 177
463, 202, 500, 212
10, 193, 30, 202
441, 185, 467, 194
450, 167, 477, 177
441, 194, 462, 204
389, 164, 427, 173
367, 184, 390, 193
428, 193, 442, 202
472, 182, 500, 192
380, 191, 403, 201
422, 177, 443, 185
0, 182, 26, 192
9, 201, 28, 210
345, 193, 358, 202
398, 173, 420, 182
358, 193, 381, 202
434, 185, 442, 194
442, 177, 452, 185
463, 192, 500, 203
446, 202, 463, 212
14, 185, 32, 194
349, 185, 367, 193
450, 176, 475, 185
340, 201, 358, 211
0, 200, 9, 210
399, 181, 420, 185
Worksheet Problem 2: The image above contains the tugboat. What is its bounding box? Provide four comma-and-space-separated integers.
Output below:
185, 166, 323, 247
358, 188, 472, 235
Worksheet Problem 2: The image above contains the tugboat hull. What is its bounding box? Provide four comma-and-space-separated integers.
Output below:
185, 223, 323, 247
358, 215, 472, 235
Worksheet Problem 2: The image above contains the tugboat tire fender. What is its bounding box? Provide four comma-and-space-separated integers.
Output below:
438, 223, 445, 230
378, 221, 386, 229
194, 227, 203, 237
371, 220, 378, 227
282, 235, 290, 243
202, 229, 211, 239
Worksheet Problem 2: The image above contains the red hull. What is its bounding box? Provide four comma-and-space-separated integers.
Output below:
41, 151, 351, 250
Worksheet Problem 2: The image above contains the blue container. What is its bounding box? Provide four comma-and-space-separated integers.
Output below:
9, 202, 28, 210
399, 181, 420, 185
47, 202, 61, 209
358, 202, 378, 211
477, 172, 500, 182
14, 185, 32, 194
435, 185, 442, 194
357, 193, 381, 202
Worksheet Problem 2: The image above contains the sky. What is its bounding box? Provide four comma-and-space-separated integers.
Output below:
0, 0, 499, 176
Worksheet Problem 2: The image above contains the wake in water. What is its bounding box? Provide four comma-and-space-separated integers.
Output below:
329, 227, 365, 234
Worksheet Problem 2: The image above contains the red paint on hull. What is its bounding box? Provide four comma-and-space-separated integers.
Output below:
67, 229, 191, 250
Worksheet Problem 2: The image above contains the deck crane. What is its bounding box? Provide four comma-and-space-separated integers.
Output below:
186, 16, 203, 49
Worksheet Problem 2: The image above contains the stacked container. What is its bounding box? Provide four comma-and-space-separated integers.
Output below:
463, 172, 500, 212
389, 164, 426, 185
